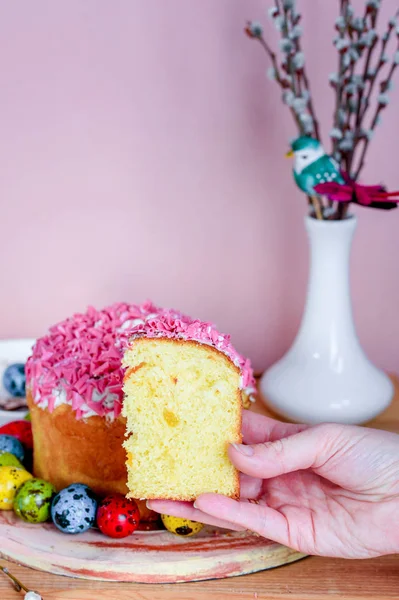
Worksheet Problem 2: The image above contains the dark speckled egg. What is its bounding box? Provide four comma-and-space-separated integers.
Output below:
51, 483, 97, 534
0, 435, 25, 462
3, 363, 26, 397
13, 478, 56, 523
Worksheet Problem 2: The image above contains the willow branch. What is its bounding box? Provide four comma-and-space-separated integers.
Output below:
254, 35, 304, 133
354, 40, 399, 180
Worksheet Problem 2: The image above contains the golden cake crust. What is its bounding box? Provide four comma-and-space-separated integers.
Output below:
26, 390, 156, 521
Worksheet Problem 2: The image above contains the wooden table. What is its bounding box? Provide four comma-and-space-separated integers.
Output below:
1, 377, 399, 600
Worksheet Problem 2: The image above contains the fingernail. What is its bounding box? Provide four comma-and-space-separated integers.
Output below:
231, 443, 254, 456
146, 501, 152, 509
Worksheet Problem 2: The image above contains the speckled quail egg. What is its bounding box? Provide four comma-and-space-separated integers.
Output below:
14, 478, 56, 523
0, 466, 32, 510
0, 434, 25, 462
0, 451, 24, 469
51, 483, 98, 534
161, 514, 204, 536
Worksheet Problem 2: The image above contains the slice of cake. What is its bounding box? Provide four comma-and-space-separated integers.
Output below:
122, 314, 256, 501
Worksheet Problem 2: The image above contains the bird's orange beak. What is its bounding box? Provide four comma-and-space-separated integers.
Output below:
285, 149, 294, 158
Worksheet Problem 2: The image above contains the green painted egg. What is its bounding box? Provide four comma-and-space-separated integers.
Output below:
13, 478, 56, 523
0, 451, 24, 469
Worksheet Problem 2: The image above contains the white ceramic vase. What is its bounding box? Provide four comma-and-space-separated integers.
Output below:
260, 215, 393, 425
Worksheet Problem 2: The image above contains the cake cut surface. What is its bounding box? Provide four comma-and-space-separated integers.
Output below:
122, 338, 242, 500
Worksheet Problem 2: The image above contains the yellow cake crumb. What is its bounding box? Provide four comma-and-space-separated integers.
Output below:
122, 338, 242, 501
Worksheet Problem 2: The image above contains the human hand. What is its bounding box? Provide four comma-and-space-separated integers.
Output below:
148, 410, 399, 558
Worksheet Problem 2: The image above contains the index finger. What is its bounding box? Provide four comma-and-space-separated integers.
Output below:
242, 409, 307, 445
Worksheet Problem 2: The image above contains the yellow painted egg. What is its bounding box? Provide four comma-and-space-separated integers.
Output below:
161, 514, 204, 536
0, 466, 33, 510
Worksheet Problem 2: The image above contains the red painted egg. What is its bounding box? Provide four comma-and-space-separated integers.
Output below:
96, 494, 140, 538
0, 421, 33, 450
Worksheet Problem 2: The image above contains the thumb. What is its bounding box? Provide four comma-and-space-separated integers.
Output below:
229, 423, 339, 479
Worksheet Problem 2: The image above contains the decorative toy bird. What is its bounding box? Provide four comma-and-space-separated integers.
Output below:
286, 136, 344, 219
314, 172, 399, 211
287, 136, 399, 217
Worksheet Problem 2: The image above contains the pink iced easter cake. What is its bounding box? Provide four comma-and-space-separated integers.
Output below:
25, 302, 255, 518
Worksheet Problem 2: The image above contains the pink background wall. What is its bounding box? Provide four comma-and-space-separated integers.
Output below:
0, 0, 398, 375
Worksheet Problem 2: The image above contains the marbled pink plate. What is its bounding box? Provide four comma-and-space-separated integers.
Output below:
0, 511, 305, 583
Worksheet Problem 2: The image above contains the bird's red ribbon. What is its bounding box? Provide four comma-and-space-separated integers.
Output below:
314, 172, 399, 209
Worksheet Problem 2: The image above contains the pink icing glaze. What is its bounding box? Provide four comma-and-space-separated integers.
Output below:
26, 301, 255, 420
129, 315, 256, 392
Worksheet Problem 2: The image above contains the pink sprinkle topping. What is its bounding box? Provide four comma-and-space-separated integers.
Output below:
130, 315, 256, 392
26, 301, 255, 420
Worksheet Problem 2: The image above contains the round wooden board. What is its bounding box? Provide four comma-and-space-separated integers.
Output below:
0, 511, 305, 583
